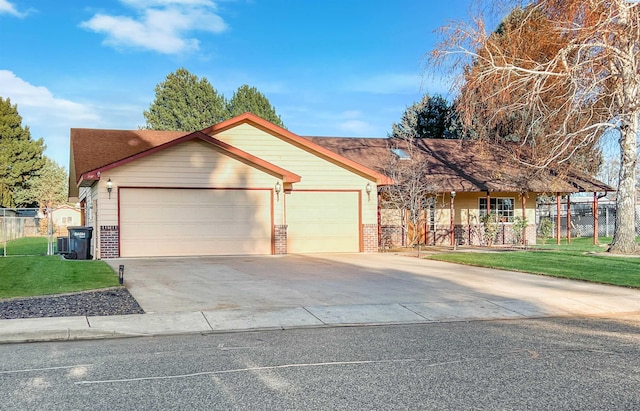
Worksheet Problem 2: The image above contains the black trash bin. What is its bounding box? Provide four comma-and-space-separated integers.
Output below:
66, 227, 93, 260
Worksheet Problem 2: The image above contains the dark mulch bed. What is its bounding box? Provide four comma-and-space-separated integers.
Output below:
0, 288, 145, 320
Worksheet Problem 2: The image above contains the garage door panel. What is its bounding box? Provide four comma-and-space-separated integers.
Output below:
120, 188, 272, 257
287, 191, 359, 253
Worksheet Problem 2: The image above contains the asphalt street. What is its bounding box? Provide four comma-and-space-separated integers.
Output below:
2, 316, 639, 410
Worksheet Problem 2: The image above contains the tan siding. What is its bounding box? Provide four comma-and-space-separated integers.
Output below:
97, 140, 279, 226
451, 192, 537, 225
215, 123, 378, 224
384, 192, 537, 227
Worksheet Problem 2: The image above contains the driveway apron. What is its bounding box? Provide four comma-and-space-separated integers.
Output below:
105, 254, 640, 319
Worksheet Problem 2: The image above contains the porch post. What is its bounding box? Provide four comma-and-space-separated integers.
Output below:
556, 193, 561, 245
449, 191, 456, 247
521, 193, 526, 245
566, 195, 571, 245
593, 192, 599, 245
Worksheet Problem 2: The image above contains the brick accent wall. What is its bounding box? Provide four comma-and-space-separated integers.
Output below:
274, 224, 287, 255
362, 224, 379, 253
380, 225, 404, 249
447, 224, 538, 246
100, 225, 119, 259
379, 224, 538, 247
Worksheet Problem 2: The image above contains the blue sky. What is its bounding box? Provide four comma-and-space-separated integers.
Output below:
0, 0, 474, 168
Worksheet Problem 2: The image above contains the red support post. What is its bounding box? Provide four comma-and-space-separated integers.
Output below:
521, 193, 527, 245
566, 196, 571, 245
556, 193, 561, 245
593, 192, 599, 245
450, 192, 455, 247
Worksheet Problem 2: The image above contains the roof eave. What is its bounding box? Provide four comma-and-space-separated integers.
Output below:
76, 130, 302, 185
204, 113, 392, 185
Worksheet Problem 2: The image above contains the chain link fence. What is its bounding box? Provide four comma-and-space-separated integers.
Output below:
536, 200, 640, 239
1, 208, 55, 256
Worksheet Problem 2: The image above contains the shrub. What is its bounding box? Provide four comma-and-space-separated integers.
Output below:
513, 216, 528, 245
538, 217, 553, 244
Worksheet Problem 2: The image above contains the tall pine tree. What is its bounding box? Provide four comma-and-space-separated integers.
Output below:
143, 68, 227, 131
389, 94, 456, 140
226, 84, 284, 128
0, 97, 45, 207
13, 157, 67, 209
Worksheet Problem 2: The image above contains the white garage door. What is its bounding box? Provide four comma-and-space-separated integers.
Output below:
120, 188, 272, 257
286, 191, 360, 253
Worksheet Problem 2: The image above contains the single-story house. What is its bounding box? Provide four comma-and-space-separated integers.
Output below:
69, 113, 391, 259
306, 136, 613, 247
51, 205, 81, 236
69, 113, 612, 258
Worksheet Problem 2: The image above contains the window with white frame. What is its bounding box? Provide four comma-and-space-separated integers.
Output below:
479, 197, 515, 222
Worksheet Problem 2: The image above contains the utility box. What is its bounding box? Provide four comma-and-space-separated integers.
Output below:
57, 237, 69, 255
66, 227, 93, 260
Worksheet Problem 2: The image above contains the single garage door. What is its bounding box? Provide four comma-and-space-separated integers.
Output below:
119, 188, 272, 257
286, 191, 360, 253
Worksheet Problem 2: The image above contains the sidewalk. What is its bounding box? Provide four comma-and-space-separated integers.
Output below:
3, 296, 640, 344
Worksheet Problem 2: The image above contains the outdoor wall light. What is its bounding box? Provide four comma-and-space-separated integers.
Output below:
450, 190, 456, 199
275, 181, 282, 201
365, 182, 373, 200
107, 178, 113, 199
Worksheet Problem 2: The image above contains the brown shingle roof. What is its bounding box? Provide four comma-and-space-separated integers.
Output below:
69, 128, 186, 198
68, 113, 393, 199
305, 136, 612, 193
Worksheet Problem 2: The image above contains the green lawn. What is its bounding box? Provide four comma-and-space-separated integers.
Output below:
1, 236, 49, 256
0, 255, 120, 299
426, 237, 640, 288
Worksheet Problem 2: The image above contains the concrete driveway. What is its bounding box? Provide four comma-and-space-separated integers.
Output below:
105, 253, 640, 320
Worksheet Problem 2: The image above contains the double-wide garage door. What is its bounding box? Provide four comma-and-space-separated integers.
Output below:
120, 188, 272, 257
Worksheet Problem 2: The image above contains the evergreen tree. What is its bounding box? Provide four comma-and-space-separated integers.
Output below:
0, 97, 45, 207
13, 157, 67, 209
389, 94, 457, 140
226, 84, 285, 128
143, 68, 227, 131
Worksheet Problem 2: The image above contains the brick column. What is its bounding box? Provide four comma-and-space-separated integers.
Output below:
100, 225, 119, 259
274, 224, 287, 255
362, 224, 379, 253
525, 224, 537, 246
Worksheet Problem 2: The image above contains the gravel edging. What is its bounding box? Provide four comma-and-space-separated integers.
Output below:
0, 288, 145, 320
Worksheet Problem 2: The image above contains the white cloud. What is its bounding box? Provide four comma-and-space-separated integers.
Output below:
81, 0, 227, 54
0, 71, 99, 122
336, 112, 377, 135
338, 119, 377, 135
0, 0, 24, 17
0, 70, 100, 166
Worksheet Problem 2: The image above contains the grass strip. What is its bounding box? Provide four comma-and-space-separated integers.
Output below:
1, 236, 49, 256
0, 256, 120, 299
426, 237, 640, 288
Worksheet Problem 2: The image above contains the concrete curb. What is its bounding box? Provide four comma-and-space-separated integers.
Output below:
3, 301, 640, 344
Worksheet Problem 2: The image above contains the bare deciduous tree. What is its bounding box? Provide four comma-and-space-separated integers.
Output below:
380, 141, 436, 248
381, 102, 437, 247
431, 0, 639, 254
